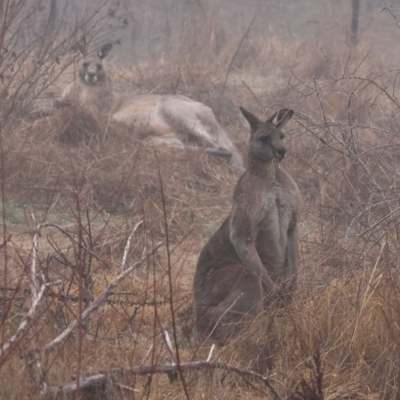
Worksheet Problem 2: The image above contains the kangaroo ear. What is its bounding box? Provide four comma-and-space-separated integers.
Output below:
98, 43, 113, 59
240, 106, 260, 132
267, 109, 294, 129
77, 43, 88, 56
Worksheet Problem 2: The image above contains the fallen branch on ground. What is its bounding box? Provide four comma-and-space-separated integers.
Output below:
44, 360, 280, 399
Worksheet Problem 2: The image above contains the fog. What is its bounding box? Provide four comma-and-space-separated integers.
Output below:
13, 1, 400, 67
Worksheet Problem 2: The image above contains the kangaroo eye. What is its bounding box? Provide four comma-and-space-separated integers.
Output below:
82, 62, 89, 68
280, 134, 285, 140
260, 135, 269, 144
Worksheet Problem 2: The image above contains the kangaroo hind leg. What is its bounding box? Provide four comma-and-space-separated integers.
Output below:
159, 97, 222, 148
196, 273, 263, 344
146, 136, 185, 149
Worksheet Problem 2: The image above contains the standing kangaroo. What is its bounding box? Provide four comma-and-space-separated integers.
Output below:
56, 43, 245, 172
193, 107, 301, 341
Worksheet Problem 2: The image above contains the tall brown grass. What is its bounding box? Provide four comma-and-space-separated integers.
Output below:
2, 11, 400, 398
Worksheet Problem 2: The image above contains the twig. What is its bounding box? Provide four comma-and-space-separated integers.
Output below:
381, 2, 399, 25
241, 79, 262, 106
154, 148, 190, 398
206, 344, 215, 362
30, 222, 49, 301
46, 223, 111, 267
162, 329, 176, 364
206, 293, 242, 341
120, 220, 143, 272
140, 345, 153, 366
162, 329, 179, 383
222, 11, 258, 92
346, 75, 400, 110
0, 283, 46, 360
44, 242, 163, 352
110, 381, 139, 393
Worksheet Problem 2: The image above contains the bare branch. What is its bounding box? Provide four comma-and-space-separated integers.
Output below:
0, 284, 46, 360
222, 11, 258, 92
45, 360, 280, 399
162, 329, 176, 364
206, 344, 215, 362
30, 222, 49, 302
45, 242, 163, 352
121, 221, 143, 272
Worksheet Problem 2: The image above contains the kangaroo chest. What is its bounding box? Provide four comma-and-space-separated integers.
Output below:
260, 184, 294, 222
78, 83, 113, 114
255, 185, 296, 259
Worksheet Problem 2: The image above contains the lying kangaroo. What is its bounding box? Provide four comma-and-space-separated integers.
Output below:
53, 43, 245, 172
193, 107, 301, 341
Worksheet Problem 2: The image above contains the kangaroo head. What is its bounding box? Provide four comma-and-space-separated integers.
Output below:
77, 43, 113, 85
240, 107, 293, 163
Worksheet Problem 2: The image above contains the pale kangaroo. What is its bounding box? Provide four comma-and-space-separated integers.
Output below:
56, 43, 245, 172
193, 107, 301, 341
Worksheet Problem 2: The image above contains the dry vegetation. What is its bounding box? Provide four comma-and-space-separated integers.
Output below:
2, 1, 400, 399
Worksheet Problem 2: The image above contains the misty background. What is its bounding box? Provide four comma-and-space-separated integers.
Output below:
9, 0, 400, 68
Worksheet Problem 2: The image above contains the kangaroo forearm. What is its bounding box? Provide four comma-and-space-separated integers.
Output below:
235, 244, 277, 291
286, 256, 298, 290
54, 98, 72, 109
286, 228, 299, 289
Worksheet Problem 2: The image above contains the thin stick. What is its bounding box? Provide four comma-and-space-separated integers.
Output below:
121, 221, 143, 272
206, 344, 215, 362
241, 80, 262, 106
162, 329, 176, 364
140, 345, 153, 366
45, 242, 163, 352
207, 293, 242, 340
30, 222, 49, 301
0, 284, 46, 360
222, 11, 257, 92
154, 148, 190, 399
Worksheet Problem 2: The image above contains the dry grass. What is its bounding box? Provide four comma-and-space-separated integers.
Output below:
2, 26, 400, 399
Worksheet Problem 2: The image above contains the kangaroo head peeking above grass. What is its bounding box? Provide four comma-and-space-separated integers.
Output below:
193, 106, 301, 342
52, 43, 245, 172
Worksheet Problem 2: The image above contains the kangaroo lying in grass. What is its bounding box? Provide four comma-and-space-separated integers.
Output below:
51, 43, 245, 172
193, 107, 301, 342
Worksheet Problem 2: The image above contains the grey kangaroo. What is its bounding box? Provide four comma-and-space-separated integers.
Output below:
53, 43, 245, 173
193, 106, 301, 341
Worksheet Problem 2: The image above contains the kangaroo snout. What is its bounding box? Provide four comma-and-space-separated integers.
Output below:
275, 147, 286, 160
85, 71, 97, 83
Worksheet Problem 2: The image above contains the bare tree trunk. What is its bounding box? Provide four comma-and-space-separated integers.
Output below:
0, 0, 5, 50
351, 0, 359, 46
47, 0, 57, 41
38, 0, 58, 60
121, 0, 135, 42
